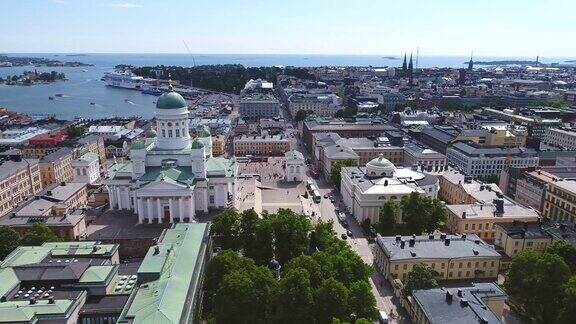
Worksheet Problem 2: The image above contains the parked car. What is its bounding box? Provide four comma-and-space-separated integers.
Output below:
346, 229, 353, 237
340, 233, 348, 240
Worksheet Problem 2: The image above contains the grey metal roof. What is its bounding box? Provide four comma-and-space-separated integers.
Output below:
377, 234, 500, 261
412, 282, 506, 324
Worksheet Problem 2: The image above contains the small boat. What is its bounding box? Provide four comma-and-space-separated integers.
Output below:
55, 93, 63, 97
48, 97, 54, 100
90, 102, 96, 105
124, 99, 130, 102
81, 69, 88, 72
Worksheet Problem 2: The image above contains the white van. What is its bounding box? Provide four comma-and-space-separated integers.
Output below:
378, 310, 389, 324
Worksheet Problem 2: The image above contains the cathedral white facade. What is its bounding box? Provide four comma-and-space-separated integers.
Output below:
105, 88, 237, 223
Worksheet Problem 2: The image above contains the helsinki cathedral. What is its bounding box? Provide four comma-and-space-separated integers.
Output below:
105, 86, 237, 223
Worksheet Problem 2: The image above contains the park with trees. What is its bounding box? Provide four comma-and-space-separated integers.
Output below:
206, 208, 378, 323
0, 223, 62, 260
505, 240, 576, 323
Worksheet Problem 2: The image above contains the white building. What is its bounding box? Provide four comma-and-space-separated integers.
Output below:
446, 142, 539, 177
543, 127, 576, 150
72, 152, 101, 185
105, 87, 237, 223
288, 93, 343, 117
285, 150, 306, 182
340, 154, 439, 223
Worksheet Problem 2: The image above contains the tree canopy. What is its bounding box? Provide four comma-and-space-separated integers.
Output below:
331, 159, 357, 187
21, 223, 62, 246
0, 227, 21, 260
402, 263, 439, 296
204, 209, 377, 323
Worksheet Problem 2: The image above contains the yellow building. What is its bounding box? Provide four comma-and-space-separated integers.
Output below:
39, 147, 74, 187
212, 135, 227, 156
77, 134, 107, 171
16, 182, 88, 217
233, 134, 291, 156
374, 234, 501, 283
0, 159, 43, 217
542, 180, 576, 225
437, 169, 502, 205
446, 199, 540, 241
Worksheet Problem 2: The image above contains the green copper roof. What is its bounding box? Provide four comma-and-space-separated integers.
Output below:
131, 139, 146, 150
205, 157, 237, 177
367, 154, 395, 169
285, 150, 304, 160
79, 265, 115, 283
0, 268, 19, 298
118, 223, 210, 324
0, 299, 76, 323
147, 129, 157, 138
139, 166, 195, 184
191, 139, 204, 149
79, 152, 99, 163
108, 162, 133, 179
156, 91, 187, 110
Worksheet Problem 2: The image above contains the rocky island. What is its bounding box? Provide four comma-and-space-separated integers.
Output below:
0, 70, 66, 85
0, 54, 92, 67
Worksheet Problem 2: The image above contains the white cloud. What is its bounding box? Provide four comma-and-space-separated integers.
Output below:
51, 0, 67, 4
105, 2, 142, 8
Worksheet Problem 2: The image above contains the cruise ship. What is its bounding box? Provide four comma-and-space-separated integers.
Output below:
102, 72, 145, 89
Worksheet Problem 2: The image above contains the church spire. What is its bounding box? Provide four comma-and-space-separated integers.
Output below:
402, 52, 407, 71
408, 53, 413, 71
468, 52, 474, 71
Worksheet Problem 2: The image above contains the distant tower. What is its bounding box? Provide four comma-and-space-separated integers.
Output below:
408, 53, 414, 86
468, 52, 474, 71
402, 53, 407, 72
536, 55, 540, 65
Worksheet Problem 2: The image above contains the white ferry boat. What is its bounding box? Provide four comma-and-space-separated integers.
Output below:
102, 72, 145, 89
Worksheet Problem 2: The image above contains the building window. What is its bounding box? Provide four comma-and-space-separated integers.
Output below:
209, 195, 215, 204
162, 130, 166, 137
168, 130, 173, 138
176, 129, 180, 137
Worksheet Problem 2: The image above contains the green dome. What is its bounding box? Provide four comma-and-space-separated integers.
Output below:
147, 129, 157, 138
156, 91, 187, 109
191, 139, 204, 149
131, 139, 145, 150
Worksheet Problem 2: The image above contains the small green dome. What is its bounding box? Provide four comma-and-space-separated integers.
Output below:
131, 139, 145, 150
156, 91, 187, 109
191, 139, 204, 149
147, 129, 157, 138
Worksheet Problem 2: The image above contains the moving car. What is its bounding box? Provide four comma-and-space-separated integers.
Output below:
340, 233, 348, 240
378, 310, 389, 323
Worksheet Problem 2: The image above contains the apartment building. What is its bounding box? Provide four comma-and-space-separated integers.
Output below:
446, 199, 540, 241
212, 135, 226, 156
446, 141, 538, 177
543, 127, 576, 150
403, 143, 447, 169
15, 182, 88, 217
437, 169, 503, 205
77, 134, 107, 169
0, 158, 43, 218
374, 234, 501, 283
39, 147, 74, 187
302, 117, 396, 149
72, 152, 101, 185
542, 180, 576, 225
233, 134, 291, 156
240, 93, 280, 119
288, 93, 342, 117
22, 128, 69, 158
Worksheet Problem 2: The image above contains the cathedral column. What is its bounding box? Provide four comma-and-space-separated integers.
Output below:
137, 198, 145, 224
189, 195, 195, 222
117, 187, 123, 210
168, 198, 174, 223
109, 187, 117, 209
157, 198, 163, 224
147, 198, 154, 224
133, 195, 138, 214
179, 197, 184, 221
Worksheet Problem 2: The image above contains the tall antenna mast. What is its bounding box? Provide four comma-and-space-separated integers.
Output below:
182, 40, 196, 67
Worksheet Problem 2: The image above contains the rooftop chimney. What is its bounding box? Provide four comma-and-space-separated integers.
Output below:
400, 240, 405, 248
154, 246, 160, 255
29, 298, 36, 305
444, 238, 451, 246
462, 211, 466, 219
48, 296, 55, 304
457, 289, 463, 297
409, 238, 415, 247
445, 290, 453, 302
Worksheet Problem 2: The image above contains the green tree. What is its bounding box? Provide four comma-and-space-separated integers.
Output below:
400, 193, 446, 234
214, 265, 278, 324
348, 281, 378, 320
0, 227, 21, 260
239, 209, 259, 259
331, 159, 357, 187
559, 276, 576, 324
284, 255, 324, 288
67, 126, 86, 139
546, 240, 576, 273
275, 268, 315, 324
203, 250, 255, 313
252, 218, 274, 265
402, 263, 439, 296
378, 199, 398, 235
505, 251, 571, 323
270, 209, 310, 265
295, 109, 313, 121
21, 223, 61, 246
327, 247, 372, 288
315, 278, 350, 323
211, 209, 240, 250
311, 219, 338, 251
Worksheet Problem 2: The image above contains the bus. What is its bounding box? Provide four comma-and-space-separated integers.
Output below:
312, 190, 321, 203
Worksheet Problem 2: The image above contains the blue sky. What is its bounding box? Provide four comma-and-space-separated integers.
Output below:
1, 0, 574, 56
